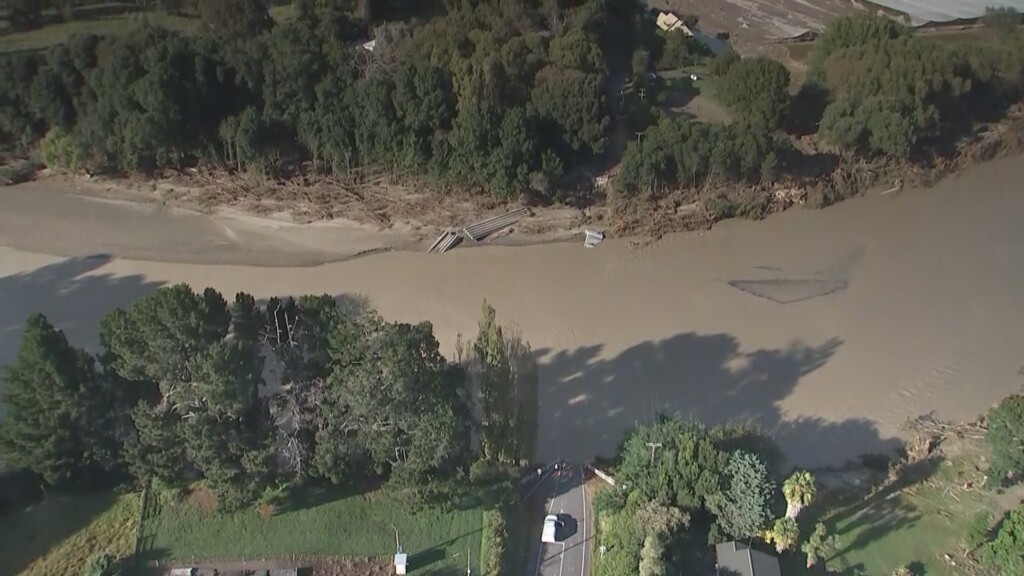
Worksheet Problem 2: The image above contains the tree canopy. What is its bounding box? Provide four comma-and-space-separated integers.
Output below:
0, 0, 616, 200
0, 314, 102, 486
3, 284, 476, 510
594, 415, 786, 576
717, 57, 791, 130
465, 301, 538, 465
986, 394, 1024, 486
714, 450, 775, 540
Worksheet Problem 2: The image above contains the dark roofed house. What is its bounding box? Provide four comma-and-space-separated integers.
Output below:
715, 541, 783, 576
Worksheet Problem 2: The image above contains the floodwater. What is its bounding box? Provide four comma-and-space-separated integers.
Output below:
2, 156, 1023, 467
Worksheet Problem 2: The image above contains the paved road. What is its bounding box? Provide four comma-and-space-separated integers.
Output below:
529, 464, 591, 576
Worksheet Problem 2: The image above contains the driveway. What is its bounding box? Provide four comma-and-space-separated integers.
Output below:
527, 464, 592, 576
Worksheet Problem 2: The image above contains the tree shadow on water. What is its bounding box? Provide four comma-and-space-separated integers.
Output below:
534, 332, 903, 468
0, 255, 164, 369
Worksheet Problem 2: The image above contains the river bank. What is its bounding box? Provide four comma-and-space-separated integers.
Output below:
2, 154, 1023, 468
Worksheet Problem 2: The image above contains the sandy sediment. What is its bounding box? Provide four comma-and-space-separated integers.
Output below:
2, 156, 1023, 468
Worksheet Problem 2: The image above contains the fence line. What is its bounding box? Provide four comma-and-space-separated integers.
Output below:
587, 465, 617, 487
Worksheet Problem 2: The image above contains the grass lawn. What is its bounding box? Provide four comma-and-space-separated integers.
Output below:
0, 12, 198, 53
784, 438, 1022, 576
658, 64, 732, 124
0, 3, 297, 54
140, 486, 484, 575
0, 491, 141, 576
780, 27, 997, 67
921, 27, 999, 46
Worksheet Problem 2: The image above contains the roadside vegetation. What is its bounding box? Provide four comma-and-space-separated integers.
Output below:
592, 417, 796, 575
140, 484, 484, 572
592, 391, 1024, 576
0, 287, 539, 571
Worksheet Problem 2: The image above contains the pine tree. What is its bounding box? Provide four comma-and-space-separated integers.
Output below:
716, 451, 775, 540
103, 286, 275, 505
0, 314, 96, 486
124, 402, 187, 486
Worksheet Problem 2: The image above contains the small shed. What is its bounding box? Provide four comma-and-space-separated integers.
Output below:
395, 552, 409, 575
715, 541, 782, 576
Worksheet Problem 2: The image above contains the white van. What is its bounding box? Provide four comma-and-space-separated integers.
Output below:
541, 514, 563, 543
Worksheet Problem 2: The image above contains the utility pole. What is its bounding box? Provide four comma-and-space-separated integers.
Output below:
646, 442, 663, 466
467, 547, 471, 576
392, 525, 402, 554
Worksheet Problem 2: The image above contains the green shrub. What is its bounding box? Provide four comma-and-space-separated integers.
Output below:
982, 7, 1021, 35
39, 128, 81, 174
480, 508, 508, 576
891, 565, 914, 576
717, 57, 791, 129
469, 460, 503, 484
964, 510, 992, 552
82, 552, 120, 576
708, 49, 740, 77
980, 506, 1024, 576
704, 194, 736, 221
986, 395, 1024, 486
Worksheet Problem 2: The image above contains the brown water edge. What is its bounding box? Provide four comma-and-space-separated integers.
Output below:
2, 154, 1023, 469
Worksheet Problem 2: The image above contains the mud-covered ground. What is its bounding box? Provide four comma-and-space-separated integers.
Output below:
648, 0, 859, 54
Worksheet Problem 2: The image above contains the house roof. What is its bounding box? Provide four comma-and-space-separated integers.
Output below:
715, 541, 782, 576
655, 11, 694, 36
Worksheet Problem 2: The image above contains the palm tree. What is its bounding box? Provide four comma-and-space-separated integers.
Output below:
801, 522, 839, 568
770, 517, 799, 554
783, 470, 816, 519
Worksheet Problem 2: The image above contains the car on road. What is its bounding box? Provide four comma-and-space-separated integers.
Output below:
541, 514, 563, 543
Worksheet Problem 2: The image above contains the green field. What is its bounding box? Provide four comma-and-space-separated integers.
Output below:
790, 438, 1023, 576
0, 3, 297, 54
822, 457, 992, 576
139, 486, 485, 575
782, 26, 998, 67
0, 491, 141, 576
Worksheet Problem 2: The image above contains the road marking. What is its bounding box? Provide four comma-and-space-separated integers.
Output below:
558, 542, 566, 576
581, 466, 587, 576
535, 464, 565, 576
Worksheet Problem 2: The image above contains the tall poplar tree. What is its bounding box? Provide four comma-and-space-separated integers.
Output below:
469, 301, 538, 464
